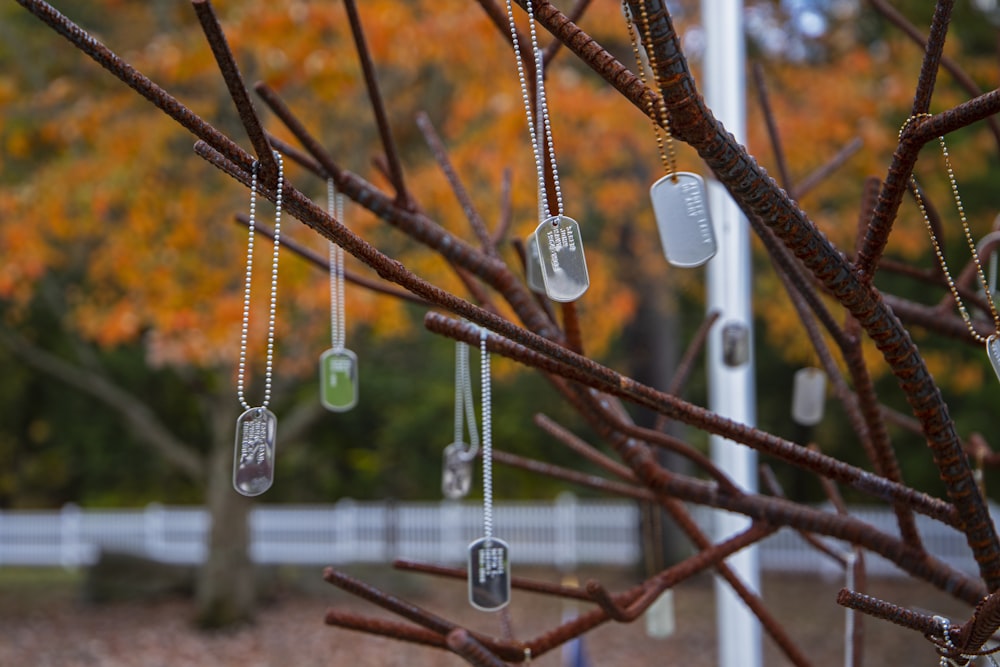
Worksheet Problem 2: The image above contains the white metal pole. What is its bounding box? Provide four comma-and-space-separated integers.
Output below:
701, 1, 761, 667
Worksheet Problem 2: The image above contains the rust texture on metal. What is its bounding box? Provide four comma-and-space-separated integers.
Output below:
17, 0, 1000, 660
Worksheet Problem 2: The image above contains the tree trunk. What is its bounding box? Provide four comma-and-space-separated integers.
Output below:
195, 397, 256, 629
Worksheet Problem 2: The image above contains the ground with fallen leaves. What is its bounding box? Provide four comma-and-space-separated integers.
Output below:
0, 565, 972, 665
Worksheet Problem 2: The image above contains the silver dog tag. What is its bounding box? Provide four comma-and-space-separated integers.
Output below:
533, 215, 590, 302
468, 536, 511, 611
233, 407, 277, 496
649, 172, 717, 268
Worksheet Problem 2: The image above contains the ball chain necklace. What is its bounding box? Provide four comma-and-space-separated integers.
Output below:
319, 179, 359, 412
622, 0, 717, 268
233, 151, 284, 497
442, 338, 479, 499
902, 114, 1000, 382
466, 328, 511, 612
505, 0, 590, 302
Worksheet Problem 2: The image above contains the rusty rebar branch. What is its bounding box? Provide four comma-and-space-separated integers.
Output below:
416, 111, 496, 255
424, 313, 962, 530
342, 0, 410, 207
629, 0, 1000, 589
447, 629, 510, 667
191, 0, 275, 176
14, 0, 251, 173
393, 559, 593, 602
532, 413, 637, 482
233, 214, 430, 306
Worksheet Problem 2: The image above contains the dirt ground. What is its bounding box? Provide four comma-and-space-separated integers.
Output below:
0, 565, 976, 666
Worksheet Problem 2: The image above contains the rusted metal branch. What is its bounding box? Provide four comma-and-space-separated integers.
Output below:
324, 609, 447, 649
342, 0, 410, 207
447, 629, 510, 667
491, 447, 655, 500
191, 0, 275, 175
416, 111, 496, 256
533, 413, 637, 482
541, 0, 592, 64
629, 0, 1000, 588
492, 168, 514, 248
867, 0, 1000, 152
14, 0, 251, 173
234, 213, 430, 306
425, 313, 961, 529
392, 559, 594, 602
790, 137, 863, 201
760, 465, 848, 568
560, 302, 583, 354
751, 62, 792, 189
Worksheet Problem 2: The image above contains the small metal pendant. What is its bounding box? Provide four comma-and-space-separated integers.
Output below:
320, 348, 359, 412
791, 367, 827, 427
533, 215, 590, 302
987, 335, 1000, 385
233, 407, 277, 496
644, 590, 676, 639
524, 234, 547, 294
649, 172, 717, 268
442, 442, 474, 499
468, 536, 511, 611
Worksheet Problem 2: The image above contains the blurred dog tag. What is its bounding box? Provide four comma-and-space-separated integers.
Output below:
988, 335, 1000, 386
468, 537, 511, 611
644, 590, 676, 639
650, 172, 717, 268
320, 348, 358, 412
233, 407, 277, 496
534, 216, 589, 302
442, 442, 474, 499
525, 234, 546, 294
791, 367, 826, 427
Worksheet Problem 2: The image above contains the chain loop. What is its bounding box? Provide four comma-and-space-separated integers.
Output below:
623, 0, 677, 177
903, 115, 1000, 343
505, 0, 563, 219
237, 151, 284, 411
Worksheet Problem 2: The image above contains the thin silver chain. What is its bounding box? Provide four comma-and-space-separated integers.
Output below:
454, 341, 479, 451
327, 179, 346, 352
237, 151, 284, 411
480, 328, 494, 540
902, 115, 1000, 343
505, 0, 563, 220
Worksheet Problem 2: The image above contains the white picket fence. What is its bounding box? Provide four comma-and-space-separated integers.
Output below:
0, 496, 638, 569
0, 498, 989, 577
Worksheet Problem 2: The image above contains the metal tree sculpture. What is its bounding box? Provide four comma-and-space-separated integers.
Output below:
13, 0, 1000, 664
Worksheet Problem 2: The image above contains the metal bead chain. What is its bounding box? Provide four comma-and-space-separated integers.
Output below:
934, 615, 957, 666
327, 178, 346, 353
480, 327, 494, 541
902, 115, 1000, 343
237, 151, 284, 411
453, 340, 479, 453
505, 0, 563, 219
622, 0, 678, 176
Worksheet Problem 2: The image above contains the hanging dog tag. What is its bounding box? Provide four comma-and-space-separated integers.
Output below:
644, 590, 676, 639
650, 172, 717, 268
233, 407, 277, 496
533, 215, 590, 302
442, 442, 474, 499
320, 348, 358, 412
988, 335, 1000, 386
468, 536, 511, 611
525, 234, 546, 294
791, 367, 826, 426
